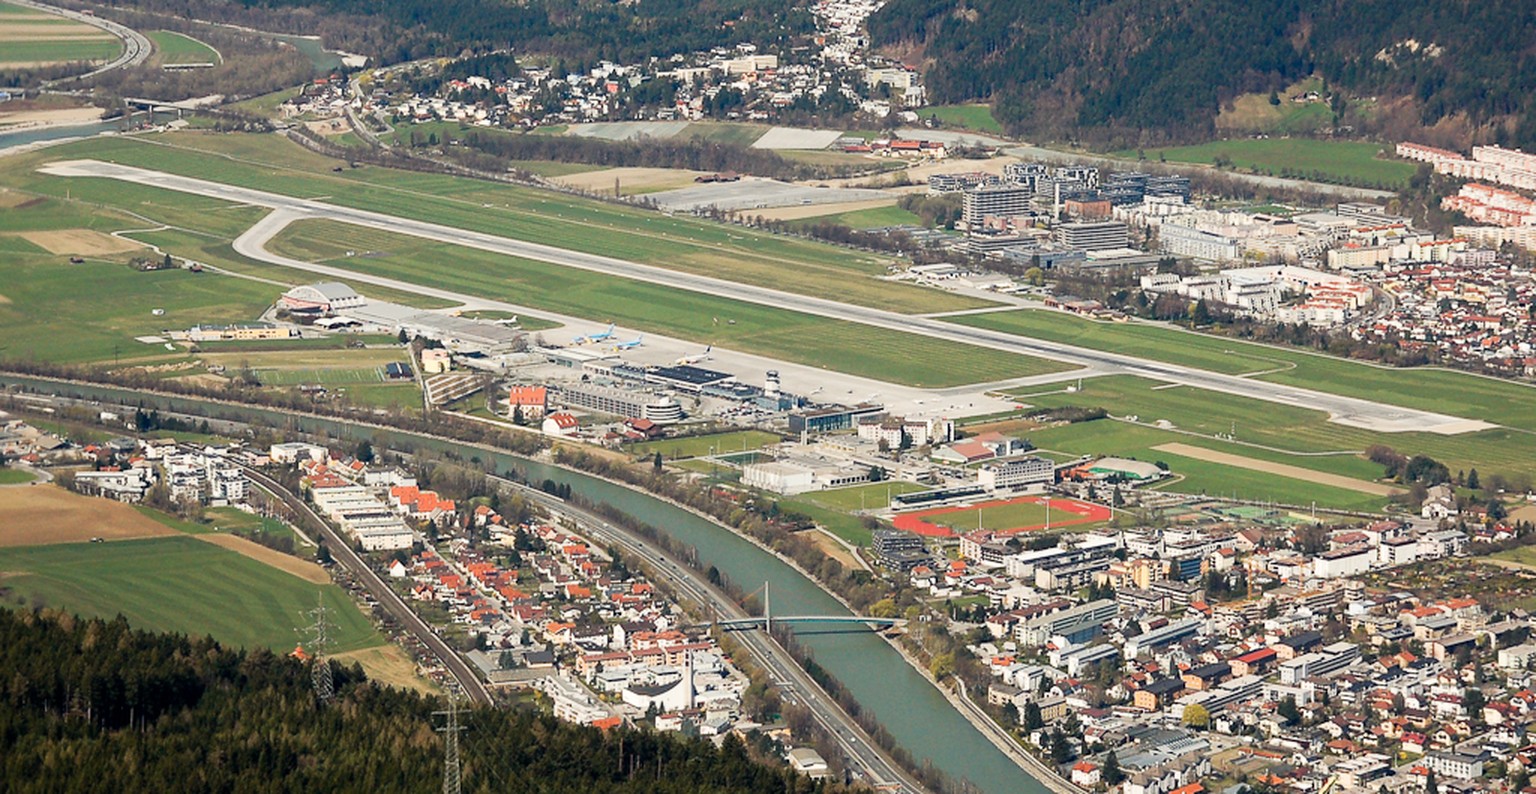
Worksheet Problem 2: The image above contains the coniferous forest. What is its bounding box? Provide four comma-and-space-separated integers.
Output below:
867, 0, 1536, 148
0, 609, 841, 794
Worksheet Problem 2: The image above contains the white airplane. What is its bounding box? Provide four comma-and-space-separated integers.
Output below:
573, 323, 614, 344
613, 334, 644, 351
675, 345, 712, 366
493, 315, 520, 326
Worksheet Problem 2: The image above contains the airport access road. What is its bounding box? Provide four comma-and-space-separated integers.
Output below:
43, 159, 1490, 436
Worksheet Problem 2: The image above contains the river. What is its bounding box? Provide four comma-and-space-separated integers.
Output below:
0, 111, 165, 155
0, 375, 1048, 794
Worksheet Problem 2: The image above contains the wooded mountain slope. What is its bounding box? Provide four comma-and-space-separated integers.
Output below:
0, 609, 839, 794
868, 0, 1536, 147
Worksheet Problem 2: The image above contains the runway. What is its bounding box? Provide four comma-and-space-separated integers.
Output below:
42, 158, 1491, 435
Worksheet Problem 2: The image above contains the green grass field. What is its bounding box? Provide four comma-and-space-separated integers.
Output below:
0, 467, 37, 484
0, 246, 281, 365
1127, 139, 1416, 189
335, 382, 422, 410
254, 367, 384, 386
1492, 547, 1536, 568
802, 481, 927, 512
509, 160, 604, 177
1216, 77, 1334, 135
956, 310, 1536, 432
265, 218, 1071, 388
0, 2, 122, 67
629, 430, 782, 460
1010, 374, 1535, 509
0, 38, 122, 65
922, 105, 1004, 135
813, 204, 923, 229
777, 482, 928, 546
1024, 419, 1391, 512
42, 133, 986, 315
681, 122, 772, 147
0, 536, 381, 652
148, 30, 220, 65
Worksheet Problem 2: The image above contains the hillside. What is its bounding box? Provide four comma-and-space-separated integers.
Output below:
868, 0, 1536, 149
0, 608, 840, 793
90, 0, 814, 64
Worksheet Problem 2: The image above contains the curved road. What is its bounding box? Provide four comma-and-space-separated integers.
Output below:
17, 0, 152, 84
41, 159, 1490, 436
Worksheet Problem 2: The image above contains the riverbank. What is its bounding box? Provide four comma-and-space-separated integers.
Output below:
881, 620, 1081, 794
0, 370, 1051, 794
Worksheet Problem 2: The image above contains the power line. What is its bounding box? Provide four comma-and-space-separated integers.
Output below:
299, 591, 334, 704
435, 695, 466, 794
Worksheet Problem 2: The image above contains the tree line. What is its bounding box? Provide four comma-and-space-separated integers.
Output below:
867, 0, 1536, 150
0, 608, 849, 793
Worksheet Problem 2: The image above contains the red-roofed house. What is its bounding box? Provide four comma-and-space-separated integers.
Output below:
543, 412, 578, 436
503, 386, 548, 421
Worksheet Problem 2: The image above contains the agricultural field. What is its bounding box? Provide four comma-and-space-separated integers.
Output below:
148, 30, 220, 65
680, 121, 772, 147
1125, 138, 1416, 189
921, 104, 1005, 135
0, 485, 181, 545
0, 535, 382, 653
0, 1, 121, 67
957, 309, 1536, 433
37, 133, 986, 315
629, 430, 782, 460
265, 218, 1071, 388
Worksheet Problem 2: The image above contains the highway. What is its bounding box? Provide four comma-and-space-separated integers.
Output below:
504, 478, 925, 794
17, 0, 153, 84
41, 159, 1492, 436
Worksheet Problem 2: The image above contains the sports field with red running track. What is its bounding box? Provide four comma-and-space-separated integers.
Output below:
891, 496, 1112, 538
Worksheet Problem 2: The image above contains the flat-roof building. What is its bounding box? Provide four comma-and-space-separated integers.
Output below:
1056, 221, 1130, 251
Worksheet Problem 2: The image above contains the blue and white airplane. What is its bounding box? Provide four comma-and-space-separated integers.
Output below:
613, 334, 644, 351
573, 323, 614, 344
675, 345, 711, 366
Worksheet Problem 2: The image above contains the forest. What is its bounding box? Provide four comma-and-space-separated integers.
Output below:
867, 0, 1536, 148
0, 608, 845, 793
71, 0, 813, 65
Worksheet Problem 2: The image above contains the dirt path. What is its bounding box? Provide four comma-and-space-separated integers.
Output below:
195, 533, 331, 584
1151, 442, 1402, 496
802, 528, 867, 571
